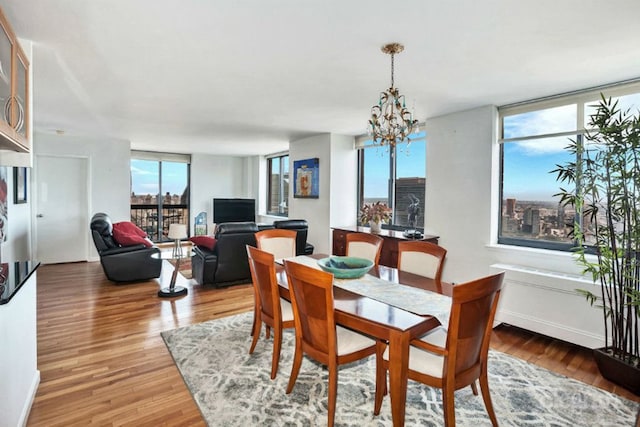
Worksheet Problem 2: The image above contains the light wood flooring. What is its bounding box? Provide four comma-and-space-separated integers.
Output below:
27, 261, 639, 426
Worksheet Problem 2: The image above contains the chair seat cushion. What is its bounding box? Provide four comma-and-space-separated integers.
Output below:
383, 326, 447, 378
280, 299, 294, 322
336, 325, 376, 356
189, 235, 217, 251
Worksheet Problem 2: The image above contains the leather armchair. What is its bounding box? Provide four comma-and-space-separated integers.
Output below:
273, 219, 314, 255
192, 221, 258, 287
90, 213, 162, 283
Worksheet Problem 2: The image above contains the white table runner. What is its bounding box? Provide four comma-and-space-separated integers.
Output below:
282, 256, 452, 328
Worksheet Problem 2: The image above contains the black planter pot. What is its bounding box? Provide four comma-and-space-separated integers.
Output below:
593, 347, 640, 395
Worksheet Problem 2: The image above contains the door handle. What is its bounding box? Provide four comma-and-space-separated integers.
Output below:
36, 214, 43, 218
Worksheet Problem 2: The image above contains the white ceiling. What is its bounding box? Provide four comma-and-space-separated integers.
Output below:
1, 0, 639, 156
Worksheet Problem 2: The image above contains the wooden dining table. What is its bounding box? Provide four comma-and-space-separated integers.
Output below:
275, 254, 452, 427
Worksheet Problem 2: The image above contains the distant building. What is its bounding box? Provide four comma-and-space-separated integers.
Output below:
506, 198, 516, 217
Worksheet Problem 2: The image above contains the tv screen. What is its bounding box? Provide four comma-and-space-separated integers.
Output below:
213, 198, 256, 224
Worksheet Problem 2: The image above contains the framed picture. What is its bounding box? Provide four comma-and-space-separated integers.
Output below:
293, 157, 319, 198
13, 167, 26, 204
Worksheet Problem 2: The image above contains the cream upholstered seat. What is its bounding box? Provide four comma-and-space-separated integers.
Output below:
246, 245, 295, 379
345, 232, 384, 265
284, 260, 381, 427
397, 240, 447, 283
375, 272, 505, 427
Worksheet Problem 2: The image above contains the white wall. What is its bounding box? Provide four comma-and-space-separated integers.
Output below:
190, 153, 250, 234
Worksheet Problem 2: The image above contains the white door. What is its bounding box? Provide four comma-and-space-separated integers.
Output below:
35, 155, 89, 264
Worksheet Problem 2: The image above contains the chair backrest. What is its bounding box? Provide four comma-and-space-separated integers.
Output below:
213, 221, 259, 283
445, 272, 504, 386
284, 260, 336, 362
397, 241, 447, 283
246, 245, 282, 322
255, 229, 297, 260
274, 219, 309, 256
90, 212, 118, 252
345, 233, 384, 265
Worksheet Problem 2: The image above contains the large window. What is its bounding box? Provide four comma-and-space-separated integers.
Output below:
499, 82, 640, 250
357, 131, 426, 229
130, 151, 191, 242
267, 154, 289, 216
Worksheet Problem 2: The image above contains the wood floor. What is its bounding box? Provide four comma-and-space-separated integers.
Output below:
27, 261, 639, 426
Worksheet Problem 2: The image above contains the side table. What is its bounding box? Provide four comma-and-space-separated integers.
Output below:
153, 249, 192, 297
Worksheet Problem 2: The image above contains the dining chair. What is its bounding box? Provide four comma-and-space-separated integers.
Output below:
255, 228, 298, 260
374, 271, 505, 427
251, 229, 298, 337
345, 232, 384, 265
246, 245, 295, 379
397, 240, 447, 283
283, 260, 382, 427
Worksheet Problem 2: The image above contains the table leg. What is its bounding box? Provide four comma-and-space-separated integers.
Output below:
158, 257, 188, 298
388, 330, 410, 427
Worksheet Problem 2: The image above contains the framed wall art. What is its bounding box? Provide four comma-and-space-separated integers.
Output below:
293, 157, 319, 198
13, 167, 26, 204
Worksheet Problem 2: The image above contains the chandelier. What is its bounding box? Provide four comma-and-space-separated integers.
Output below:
368, 43, 418, 148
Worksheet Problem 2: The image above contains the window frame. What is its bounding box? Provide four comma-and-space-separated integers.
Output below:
497, 80, 640, 251
356, 129, 427, 231
266, 153, 289, 217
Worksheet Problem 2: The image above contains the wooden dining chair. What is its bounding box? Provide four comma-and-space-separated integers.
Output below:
283, 260, 381, 427
250, 229, 298, 337
345, 232, 384, 265
255, 228, 298, 260
374, 271, 505, 427
246, 245, 295, 379
397, 240, 447, 283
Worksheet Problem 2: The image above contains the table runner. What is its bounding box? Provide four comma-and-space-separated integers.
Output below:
281, 256, 452, 328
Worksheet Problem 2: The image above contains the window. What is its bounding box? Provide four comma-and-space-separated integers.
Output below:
267, 154, 289, 216
357, 130, 426, 229
130, 151, 191, 242
499, 81, 640, 250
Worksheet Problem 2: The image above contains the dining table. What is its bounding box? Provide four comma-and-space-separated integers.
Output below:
275, 253, 453, 427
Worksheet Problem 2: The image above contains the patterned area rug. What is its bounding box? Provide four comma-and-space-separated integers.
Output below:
161, 312, 639, 427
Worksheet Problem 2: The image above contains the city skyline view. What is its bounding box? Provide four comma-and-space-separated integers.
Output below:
130, 159, 188, 197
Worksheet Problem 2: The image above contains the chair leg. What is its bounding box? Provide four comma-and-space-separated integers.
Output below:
250, 291, 258, 336
286, 341, 303, 394
470, 380, 478, 396
270, 325, 282, 380
442, 384, 456, 427
479, 372, 499, 427
374, 341, 387, 415
327, 364, 338, 427
249, 317, 262, 354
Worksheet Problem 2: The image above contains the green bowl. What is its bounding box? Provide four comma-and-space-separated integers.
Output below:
317, 256, 374, 279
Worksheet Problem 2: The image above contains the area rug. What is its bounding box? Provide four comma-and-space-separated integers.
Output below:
161, 312, 639, 426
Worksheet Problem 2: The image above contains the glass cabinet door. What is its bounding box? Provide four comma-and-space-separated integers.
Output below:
15, 49, 27, 138
0, 23, 11, 129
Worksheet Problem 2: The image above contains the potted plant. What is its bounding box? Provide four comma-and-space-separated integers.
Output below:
554, 95, 640, 394
359, 201, 392, 233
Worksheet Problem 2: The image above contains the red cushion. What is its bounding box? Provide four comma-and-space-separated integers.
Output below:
189, 236, 217, 251
112, 225, 153, 248
113, 221, 147, 238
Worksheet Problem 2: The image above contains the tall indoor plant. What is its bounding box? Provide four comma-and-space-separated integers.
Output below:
554, 95, 640, 393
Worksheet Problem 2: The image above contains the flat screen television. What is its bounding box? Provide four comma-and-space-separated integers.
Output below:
213, 198, 256, 224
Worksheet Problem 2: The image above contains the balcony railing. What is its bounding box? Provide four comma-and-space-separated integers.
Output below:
130, 204, 189, 242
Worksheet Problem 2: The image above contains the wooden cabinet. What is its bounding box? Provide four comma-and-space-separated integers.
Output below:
0, 7, 29, 152
332, 226, 439, 268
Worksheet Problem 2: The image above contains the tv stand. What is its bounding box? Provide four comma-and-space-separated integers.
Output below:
331, 226, 439, 268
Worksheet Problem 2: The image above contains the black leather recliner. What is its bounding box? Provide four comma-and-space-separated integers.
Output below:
191, 221, 258, 287
273, 219, 314, 255
90, 213, 162, 283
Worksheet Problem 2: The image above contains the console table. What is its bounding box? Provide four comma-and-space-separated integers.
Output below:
332, 226, 439, 268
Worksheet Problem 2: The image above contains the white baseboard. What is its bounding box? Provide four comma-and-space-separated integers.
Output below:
18, 370, 40, 427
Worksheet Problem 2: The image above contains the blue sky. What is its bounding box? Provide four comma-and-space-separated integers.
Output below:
130, 159, 188, 196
